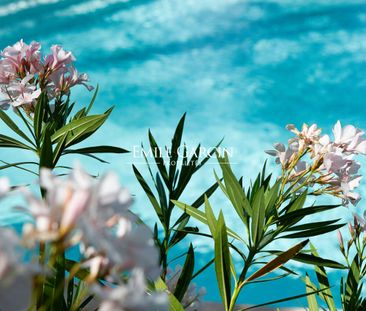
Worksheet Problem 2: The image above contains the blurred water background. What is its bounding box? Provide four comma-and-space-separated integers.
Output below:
1, 0, 366, 307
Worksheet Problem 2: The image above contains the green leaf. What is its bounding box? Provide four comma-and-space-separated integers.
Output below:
148, 130, 169, 187
343, 254, 361, 308
292, 252, 346, 269
285, 190, 307, 214
306, 274, 319, 311
217, 153, 251, 221
85, 84, 99, 115
168, 294, 186, 311
0, 134, 35, 151
310, 244, 337, 311
33, 92, 47, 142
168, 113, 186, 189
214, 212, 232, 310
285, 219, 342, 231
174, 144, 201, 198
169, 226, 198, 248
245, 240, 309, 283
174, 244, 195, 301
172, 200, 244, 242
53, 133, 68, 166
280, 224, 344, 239
276, 204, 339, 225
155, 278, 185, 311
72, 107, 86, 120
204, 195, 217, 237
64, 145, 129, 155
51, 108, 112, 147
0, 109, 35, 146
264, 179, 281, 216
251, 187, 265, 245
39, 127, 53, 169
195, 137, 224, 171
172, 180, 220, 229
0, 161, 38, 172
156, 173, 168, 213
133, 165, 164, 222
240, 287, 328, 310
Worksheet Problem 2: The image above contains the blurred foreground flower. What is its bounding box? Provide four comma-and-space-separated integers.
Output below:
0, 165, 166, 310
94, 269, 167, 311
0, 228, 34, 311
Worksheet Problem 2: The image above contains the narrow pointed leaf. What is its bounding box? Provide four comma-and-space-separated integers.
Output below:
281, 224, 344, 239
306, 274, 319, 311
0, 110, 34, 146
133, 165, 163, 222
310, 244, 337, 310
245, 240, 309, 283
204, 195, 217, 237
214, 212, 232, 310
148, 130, 169, 187
168, 113, 186, 188
240, 287, 328, 310
64, 145, 129, 155
85, 84, 99, 115
174, 244, 195, 301
251, 187, 265, 245
0, 134, 34, 151
172, 200, 244, 242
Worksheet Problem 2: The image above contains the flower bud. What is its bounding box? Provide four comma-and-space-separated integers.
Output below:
348, 222, 355, 239
337, 230, 344, 252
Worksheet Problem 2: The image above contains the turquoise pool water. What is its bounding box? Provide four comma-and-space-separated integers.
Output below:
1, 0, 366, 307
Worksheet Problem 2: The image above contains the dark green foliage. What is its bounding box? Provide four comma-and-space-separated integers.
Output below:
133, 113, 222, 302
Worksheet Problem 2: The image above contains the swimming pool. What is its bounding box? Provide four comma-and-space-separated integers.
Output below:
1, 0, 366, 307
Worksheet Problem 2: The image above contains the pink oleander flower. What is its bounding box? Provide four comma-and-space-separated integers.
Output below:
45, 45, 75, 71
166, 265, 206, 311
286, 123, 322, 145
0, 39, 93, 110
310, 134, 331, 159
265, 142, 298, 168
267, 121, 366, 206
93, 269, 167, 311
48, 66, 93, 95
3, 75, 41, 108
0, 59, 17, 84
333, 121, 366, 154
2, 39, 41, 75
322, 151, 359, 176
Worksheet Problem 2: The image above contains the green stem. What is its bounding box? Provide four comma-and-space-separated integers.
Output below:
228, 284, 241, 311
226, 249, 256, 311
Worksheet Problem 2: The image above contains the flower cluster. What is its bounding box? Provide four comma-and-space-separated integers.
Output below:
0, 165, 166, 310
166, 265, 206, 311
266, 121, 366, 205
0, 39, 92, 112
